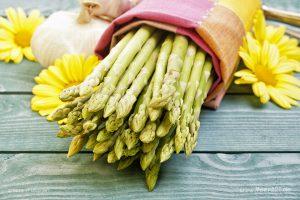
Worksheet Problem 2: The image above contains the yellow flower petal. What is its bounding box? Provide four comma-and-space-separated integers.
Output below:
0, 41, 14, 51
0, 29, 14, 41
31, 97, 62, 110
234, 78, 256, 85
234, 69, 256, 78
6, 7, 21, 31
10, 48, 23, 64
276, 74, 300, 87
47, 65, 69, 84
277, 82, 300, 99
0, 16, 15, 33
267, 86, 291, 109
239, 52, 255, 71
39, 109, 56, 116
22, 47, 35, 61
38, 69, 65, 89
273, 64, 295, 74
252, 82, 270, 104
32, 84, 61, 97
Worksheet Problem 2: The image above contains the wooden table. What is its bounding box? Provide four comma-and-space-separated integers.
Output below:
0, 0, 299, 199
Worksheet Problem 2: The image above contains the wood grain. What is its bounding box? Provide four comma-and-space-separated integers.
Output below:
0, 0, 78, 16
1, 94, 299, 152
0, 153, 300, 199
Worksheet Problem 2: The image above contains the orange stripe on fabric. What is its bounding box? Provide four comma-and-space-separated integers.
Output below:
197, 5, 244, 83
218, 0, 261, 31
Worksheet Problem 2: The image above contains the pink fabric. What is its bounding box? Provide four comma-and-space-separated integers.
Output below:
95, 0, 223, 108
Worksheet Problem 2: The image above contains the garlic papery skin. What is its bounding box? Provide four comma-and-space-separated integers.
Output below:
31, 11, 109, 67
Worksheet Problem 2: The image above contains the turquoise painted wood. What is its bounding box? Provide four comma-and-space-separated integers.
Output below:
1, 153, 300, 199
1, 94, 300, 152
0, 0, 299, 199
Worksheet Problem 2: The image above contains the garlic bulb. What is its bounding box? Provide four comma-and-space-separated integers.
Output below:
78, 0, 139, 23
31, 11, 109, 67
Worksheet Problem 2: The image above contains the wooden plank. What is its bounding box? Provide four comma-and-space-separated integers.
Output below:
1, 94, 300, 152
0, 61, 42, 93
0, 59, 298, 94
0, 153, 300, 199
0, 0, 78, 16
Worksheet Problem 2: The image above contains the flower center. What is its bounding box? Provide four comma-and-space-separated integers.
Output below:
255, 65, 277, 86
14, 30, 32, 47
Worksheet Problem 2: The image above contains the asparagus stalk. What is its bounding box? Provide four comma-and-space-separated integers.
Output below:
140, 144, 157, 170
114, 135, 125, 159
105, 113, 124, 133
59, 30, 136, 101
148, 34, 174, 121
107, 150, 118, 163
149, 35, 189, 108
158, 125, 176, 163
142, 138, 159, 153
87, 26, 155, 113
96, 128, 111, 143
156, 114, 172, 138
116, 46, 160, 118
86, 133, 98, 150
103, 30, 164, 118
139, 121, 157, 143
185, 69, 213, 156
123, 146, 140, 157
145, 156, 161, 191
129, 79, 154, 133
67, 135, 88, 158
175, 50, 206, 153
48, 94, 91, 121
168, 42, 197, 123
117, 154, 140, 170
93, 133, 118, 155
123, 129, 139, 150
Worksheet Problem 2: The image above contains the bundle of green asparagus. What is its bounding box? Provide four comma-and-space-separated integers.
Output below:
49, 25, 214, 191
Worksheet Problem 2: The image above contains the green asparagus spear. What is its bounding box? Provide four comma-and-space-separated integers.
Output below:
114, 135, 125, 159
139, 121, 157, 143
156, 114, 172, 138
129, 78, 154, 133
107, 150, 118, 163
93, 133, 118, 155
123, 129, 139, 150
96, 128, 111, 143
175, 50, 206, 153
105, 113, 124, 133
67, 135, 88, 158
117, 154, 140, 170
185, 68, 213, 156
145, 156, 161, 191
148, 34, 174, 121
116, 46, 160, 118
142, 138, 159, 153
103, 30, 164, 118
168, 42, 197, 123
48, 94, 91, 121
87, 26, 155, 112
86, 133, 98, 150
123, 146, 140, 157
140, 135, 160, 171
59, 30, 136, 101
149, 35, 189, 108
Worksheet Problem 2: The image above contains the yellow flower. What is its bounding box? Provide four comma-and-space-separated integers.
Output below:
253, 10, 300, 71
31, 54, 100, 117
0, 7, 44, 63
235, 34, 300, 109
